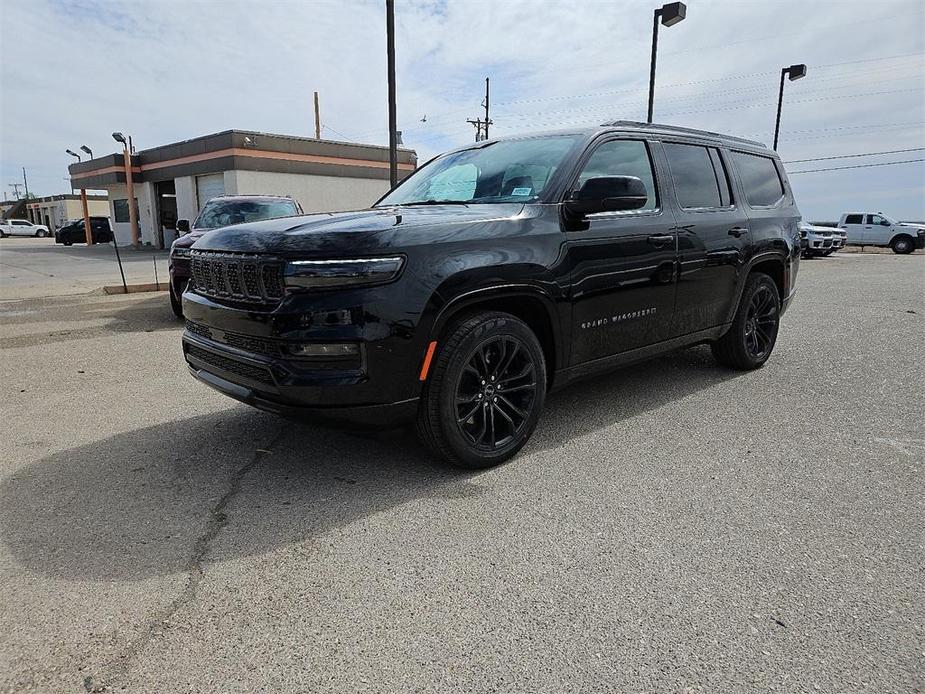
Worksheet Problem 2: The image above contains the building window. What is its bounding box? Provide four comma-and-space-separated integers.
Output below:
113, 198, 137, 223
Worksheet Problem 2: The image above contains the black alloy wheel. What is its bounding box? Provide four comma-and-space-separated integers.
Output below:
454, 335, 537, 451
711, 272, 780, 370
416, 311, 546, 468
743, 283, 778, 361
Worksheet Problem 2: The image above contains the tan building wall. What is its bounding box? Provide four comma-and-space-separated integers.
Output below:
226, 170, 391, 214
26, 195, 109, 230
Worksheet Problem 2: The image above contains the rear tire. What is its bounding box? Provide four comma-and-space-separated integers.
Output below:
711, 272, 781, 370
415, 311, 546, 468
63, 240, 73, 246
891, 235, 914, 254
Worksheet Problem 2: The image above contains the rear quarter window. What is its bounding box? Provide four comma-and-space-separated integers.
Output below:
844, 214, 863, 224
731, 151, 785, 207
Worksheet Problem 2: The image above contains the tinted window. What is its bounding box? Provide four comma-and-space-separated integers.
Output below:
730, 151, 784, 207
844, 214, 863, 224
193, 199, 299, 230
664, 143, 722, 209
577, 139, 658, 211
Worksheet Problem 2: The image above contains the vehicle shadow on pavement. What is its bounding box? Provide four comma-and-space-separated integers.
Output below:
0, 345, 742, 582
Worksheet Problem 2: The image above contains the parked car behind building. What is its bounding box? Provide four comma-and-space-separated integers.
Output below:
0, 219, 50, 238
180, 121, 802, 468
169, 195, 303, 317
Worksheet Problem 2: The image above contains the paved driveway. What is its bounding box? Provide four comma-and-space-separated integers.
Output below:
1, 253, 922, 693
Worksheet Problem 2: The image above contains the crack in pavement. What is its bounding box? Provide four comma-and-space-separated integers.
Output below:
82, 425, 288, 693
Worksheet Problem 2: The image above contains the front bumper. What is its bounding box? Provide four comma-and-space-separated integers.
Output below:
915, 233, 925, 250
181, 284, 429, 425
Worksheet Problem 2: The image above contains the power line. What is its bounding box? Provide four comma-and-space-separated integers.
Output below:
789, 158, 925, 174
784, 147, 925, 164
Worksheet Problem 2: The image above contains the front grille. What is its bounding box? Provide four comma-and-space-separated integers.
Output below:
186, 344, 275, 386
190, 250, 284, 305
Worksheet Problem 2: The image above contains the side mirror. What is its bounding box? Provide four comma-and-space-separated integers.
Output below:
881, 220, 891, 226
176, 219, 191, 233
566, 176, 648, 217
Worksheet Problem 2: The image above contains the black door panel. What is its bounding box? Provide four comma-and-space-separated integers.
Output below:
568, 214, 677, 363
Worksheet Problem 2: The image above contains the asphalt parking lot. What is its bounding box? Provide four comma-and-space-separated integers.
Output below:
1, 252, 922, 693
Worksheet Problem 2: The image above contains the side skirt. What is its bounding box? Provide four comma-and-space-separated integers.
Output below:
550, 325, 728, 392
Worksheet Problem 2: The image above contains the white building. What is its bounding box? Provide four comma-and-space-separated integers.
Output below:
68, 130, 417, 248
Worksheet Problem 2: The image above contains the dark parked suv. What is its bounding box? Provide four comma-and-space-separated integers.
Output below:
182, 121, 801, 467
169, 195, 302, 317
55, 216, 113, 245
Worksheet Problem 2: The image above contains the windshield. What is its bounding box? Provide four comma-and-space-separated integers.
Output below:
377, 136, 580, 206
193, 199, 298, 230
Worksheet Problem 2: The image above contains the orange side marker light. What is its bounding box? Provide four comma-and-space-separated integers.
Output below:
419, 341, 438, 381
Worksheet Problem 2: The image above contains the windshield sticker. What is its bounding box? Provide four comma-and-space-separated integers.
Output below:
511, 187, 532, 196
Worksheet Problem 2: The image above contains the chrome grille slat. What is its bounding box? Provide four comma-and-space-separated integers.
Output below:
190, 250, 284, 306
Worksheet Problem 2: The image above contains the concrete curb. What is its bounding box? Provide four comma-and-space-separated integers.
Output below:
102, 283, 168, 295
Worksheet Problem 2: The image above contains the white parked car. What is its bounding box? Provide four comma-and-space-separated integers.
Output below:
799, 222, 835, 258
0, 218, 51, 238
838, 212, 925, 254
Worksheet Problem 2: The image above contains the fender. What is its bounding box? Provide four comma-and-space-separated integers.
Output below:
427, 282, 568, 372
723, 249, 792, 324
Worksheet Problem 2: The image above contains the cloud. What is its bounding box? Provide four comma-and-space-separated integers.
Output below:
1, 0, 923, 219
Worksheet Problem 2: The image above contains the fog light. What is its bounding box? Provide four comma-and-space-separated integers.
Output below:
286, 343, 360, 358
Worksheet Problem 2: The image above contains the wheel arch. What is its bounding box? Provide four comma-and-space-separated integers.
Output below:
429, 285, 564, 386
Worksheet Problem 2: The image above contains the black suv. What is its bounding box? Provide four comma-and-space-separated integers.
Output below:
55, 217, 113, 245
182, 121, 800, 467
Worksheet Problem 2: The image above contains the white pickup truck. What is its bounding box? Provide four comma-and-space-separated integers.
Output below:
838, 212, 925, 254
0, 218, 51, 238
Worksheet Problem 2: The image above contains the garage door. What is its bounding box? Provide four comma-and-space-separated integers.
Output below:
196, 174, 225, 211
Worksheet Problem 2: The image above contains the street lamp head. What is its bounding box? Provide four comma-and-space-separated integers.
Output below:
660, 1, 687, 27
111, 132, 126, 145
80, 145, 93, 157
65, 149, 80, 160
786, 63, 807, 81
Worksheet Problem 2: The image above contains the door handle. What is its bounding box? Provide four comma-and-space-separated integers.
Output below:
646, 234, 674, 247
728, 226, 749, 238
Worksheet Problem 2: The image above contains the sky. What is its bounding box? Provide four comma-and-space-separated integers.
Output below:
1, 0, 923, 221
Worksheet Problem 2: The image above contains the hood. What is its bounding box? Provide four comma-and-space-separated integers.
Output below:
191, 204, 527, 256
899, 222, 925, 230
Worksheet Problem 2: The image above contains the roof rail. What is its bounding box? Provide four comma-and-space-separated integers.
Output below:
599, 120, 766, 148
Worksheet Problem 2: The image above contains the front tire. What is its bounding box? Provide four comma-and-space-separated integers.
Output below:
169, 283, 184, 319
891, 235, 914, 254
416, 311, 546, 468
711, 272, 781, 370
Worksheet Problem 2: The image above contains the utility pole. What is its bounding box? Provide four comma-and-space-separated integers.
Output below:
9, 183, 23, 200
385, 0, 398, 188
483, 77, 491, 140
467, 77, 494, 142
314, 91, 321, 139
22, 168, 29, 199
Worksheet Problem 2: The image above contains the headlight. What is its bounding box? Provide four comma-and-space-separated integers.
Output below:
284, 256, 404, 290
171, 246, 192, 258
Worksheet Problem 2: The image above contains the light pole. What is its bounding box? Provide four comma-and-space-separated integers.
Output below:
112, 131, 140, 247
80, 145, 93, 159
772, 64, 807, 150
647, 2, 687, 124
67, 149, 94, 245
386, 0, 398, 189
